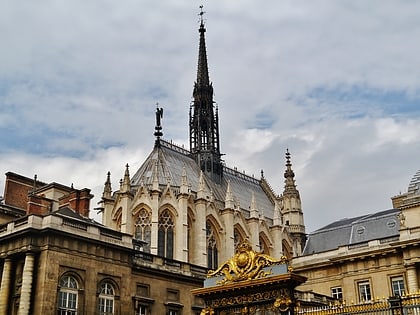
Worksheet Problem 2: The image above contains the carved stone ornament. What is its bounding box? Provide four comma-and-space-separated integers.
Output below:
207, 241, 288, 285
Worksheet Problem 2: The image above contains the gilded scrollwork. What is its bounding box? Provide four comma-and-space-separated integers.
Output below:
207, 241, 288, 285
207, 289, 279, 308
200, 307, 215, 315
273, 295, 293, 312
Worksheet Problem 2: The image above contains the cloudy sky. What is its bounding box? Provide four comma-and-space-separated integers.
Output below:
1, 1, 419, 233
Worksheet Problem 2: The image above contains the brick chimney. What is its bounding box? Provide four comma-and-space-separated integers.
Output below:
59, 188, 93, 218
27, 194, 52, 215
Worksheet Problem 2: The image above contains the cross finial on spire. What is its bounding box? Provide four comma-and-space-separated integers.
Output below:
286, 148, 291, 167
199, 5, 205, 26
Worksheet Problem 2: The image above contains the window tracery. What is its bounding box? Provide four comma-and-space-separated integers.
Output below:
158, 209, 174, 259
206, 221, 218, 269
134, 209, 152, 252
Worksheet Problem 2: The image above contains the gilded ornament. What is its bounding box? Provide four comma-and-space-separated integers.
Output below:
207, 241, 288, 285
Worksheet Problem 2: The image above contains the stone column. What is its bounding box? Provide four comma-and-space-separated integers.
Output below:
17, 253, 35, 315
0, 258, 12, 315
406, 265, 419, 293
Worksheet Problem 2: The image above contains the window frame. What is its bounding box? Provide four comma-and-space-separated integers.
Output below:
331, 286, 343, 300
206, 221, 219, 270
158, 209, 175, 259
390, 276, 405, 296
357, 280, 372, 302
98, 281, 115, 315
136, 304, 149, 315
57, 274, 79, 315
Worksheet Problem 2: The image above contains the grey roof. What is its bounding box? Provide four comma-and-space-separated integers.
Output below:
407, 169, 420, 195
302, 208, 399, 255
130, 140, 275, 221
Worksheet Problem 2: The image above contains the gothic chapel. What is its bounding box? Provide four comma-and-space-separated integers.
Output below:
100, 15, 306, 269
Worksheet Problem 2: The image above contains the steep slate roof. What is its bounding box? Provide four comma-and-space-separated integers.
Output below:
302, 208, 399, 255
131, 140, 275, 222
407, 169, 420, 195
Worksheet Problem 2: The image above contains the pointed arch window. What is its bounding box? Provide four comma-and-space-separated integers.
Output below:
158, 209, 174, 259
135, 209, 151, 253
259, 235, 269, 254
57, 275, 78, 315
98, 282, 115, 315
206, 221, 218, 270
234, 229, 244, 252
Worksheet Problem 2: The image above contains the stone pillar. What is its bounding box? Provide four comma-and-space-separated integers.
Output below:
220, 209, 234, 262
17, 253, 35, 315
406, 265, 419, 293
0, 258, 12, 315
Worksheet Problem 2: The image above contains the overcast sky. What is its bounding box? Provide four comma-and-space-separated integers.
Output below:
1, 1, 419, 233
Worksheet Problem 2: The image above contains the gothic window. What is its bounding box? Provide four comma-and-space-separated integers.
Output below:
234, 229, 244, 251
114, 207, 122, 231
98, 282, 115, 315
158, 209, 174, 259
57, 275, 78, 315
135, 209, 152, 253
187, 213, 193, 261
282, 240, 292, 260
259, 235, 269, 254
206, 221, 218, 269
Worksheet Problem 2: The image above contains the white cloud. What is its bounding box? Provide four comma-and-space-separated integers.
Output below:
1, 1, 420, 232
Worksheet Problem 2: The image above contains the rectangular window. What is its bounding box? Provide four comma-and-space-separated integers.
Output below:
168, 310, 178, 315
391, 276, 405, 296
358, 281, 372, 302
331, 287, 343, 300
98, 298, 114, 315
136, 305, 148, 315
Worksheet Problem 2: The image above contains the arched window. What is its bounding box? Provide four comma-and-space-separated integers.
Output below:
234, 228, 244, 252
282, 240, 292, 260
158, 209, 174, 259
259, 235, 269, 254
98, 282, 115, 315
134, 209, 151, 252
206, 221, 218, 270
57, 275, 78, 315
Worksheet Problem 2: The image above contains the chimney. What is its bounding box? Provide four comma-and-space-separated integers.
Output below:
59, 188, 93, 218
27, 194, 52, 215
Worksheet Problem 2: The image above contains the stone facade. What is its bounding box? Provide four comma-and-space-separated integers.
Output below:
293, 170, 420, 304
0, 174, 206, 315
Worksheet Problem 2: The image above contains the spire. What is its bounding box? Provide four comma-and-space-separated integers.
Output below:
180, 165, 189, 195
250, 192, 259, 219
152, 160, 160, 191
281, 149, 306, 256
102, 171, 112, 199
197, 170, 206, 199
196, 6, 210, 87
189, 6, 223, 184
224, 180, 234, 209
283, 149, 299, 198
121, 164, 131, 193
